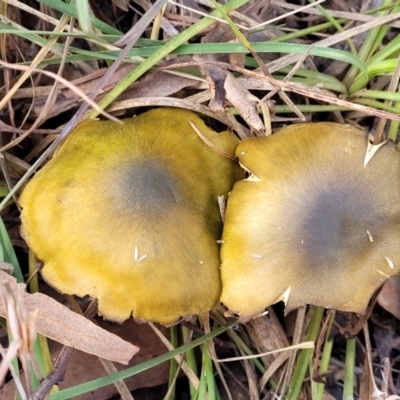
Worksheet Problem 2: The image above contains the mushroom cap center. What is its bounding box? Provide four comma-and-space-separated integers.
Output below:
114, 159, 181, 215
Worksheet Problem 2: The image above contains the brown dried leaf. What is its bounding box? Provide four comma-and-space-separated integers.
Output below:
199, 64, 228, 111
202, 23, 237, 48
195, 25, 230, 112
331, 311, 369, 339
331, 288, 380, 339
359, 347, 375, 399
224, 72, 265, 132
22, 65, 199, 119
245, 308, 289, 371
229, 39, 246, 69
196, 63, 265, 131
0, 269, 138, 364
0, 320, 169, 399
118, 70, 199, 101
112, 0, 129, 12
194, 22, 263, 128
18, 65, 135, 119
377, 276, 400, 320
322, 392, 337, 400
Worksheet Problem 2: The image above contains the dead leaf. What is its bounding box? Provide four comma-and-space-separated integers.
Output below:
202, 23, 238, 48
224, 72, 265, 132
322, 392, 336, 400
197, 63, 265, 131
19, 65, 137, 119
228, 38, 246, 69
359, 357, 374, 399
331, 289, 380, 339
13, 63, 197, 119
377, 276, 400, 320
112, 0, 129, 12
193, 24, 232, 111
118, 70, 199, 102
193, 22, 264, 132
199, 64, 228, 111
0, 270, 138, 364
0, 319, 169, 399
245, 308, 289, 372
331, 311, 368, 339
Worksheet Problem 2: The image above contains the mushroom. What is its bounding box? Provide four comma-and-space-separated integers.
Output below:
220, 122, 400, 321
20, 108, 241, 325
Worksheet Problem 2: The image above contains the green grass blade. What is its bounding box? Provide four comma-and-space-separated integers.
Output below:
0, 217, 23, 282
287, 307, 325, 400
36, 0, 121, 35
28, 42, 366, 73
167, 325, 178, 400
316, 312, 335, 400
181, 325, 198, 398
75, 0, 94, 35
343, 337, 356, 400
203, 342, 217, 400
307, 0, 357, 55
343, 0, 394, 87
50, 320, 236, 400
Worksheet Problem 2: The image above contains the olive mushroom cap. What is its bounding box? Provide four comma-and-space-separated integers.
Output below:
20, 108, 241, 325
221, 122, 400, 321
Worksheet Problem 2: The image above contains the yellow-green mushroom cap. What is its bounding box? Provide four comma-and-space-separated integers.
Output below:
221, 122, 400, 321
20, 108, 242, 325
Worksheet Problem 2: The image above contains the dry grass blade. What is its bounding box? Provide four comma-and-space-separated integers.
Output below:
250, 0, 327, 31
273, 0, 400, 29
242, 68, 400, 121
0, 341, 23, 390
363, 322, 385, 399
106, 96, 250, 135
258, 352, 290, 393
0, 59, 120, 152
212, 342, 315, 363
169, 0, 248, 30
98, 358, 134, 400
280, 307, 307, 396
245, 310, 289, 378
242, 355, 259, 400
114, 0, 170, 46
1, 0, 119, 52
266, 11, 400, 72
11, 18, 76, 175
224, 72, 267, 132
148, 322, 200, 389
80, 0, 170, 121
0, 281, 37, 397
1, 284, 36, 360
163, 60, 400, 121
189, 120, 238, 161
374, 55, 400, 143
0, 11, 71, 113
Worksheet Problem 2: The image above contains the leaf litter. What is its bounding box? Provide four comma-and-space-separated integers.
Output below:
0, 269, 138, 365
2, 0, 400, 399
